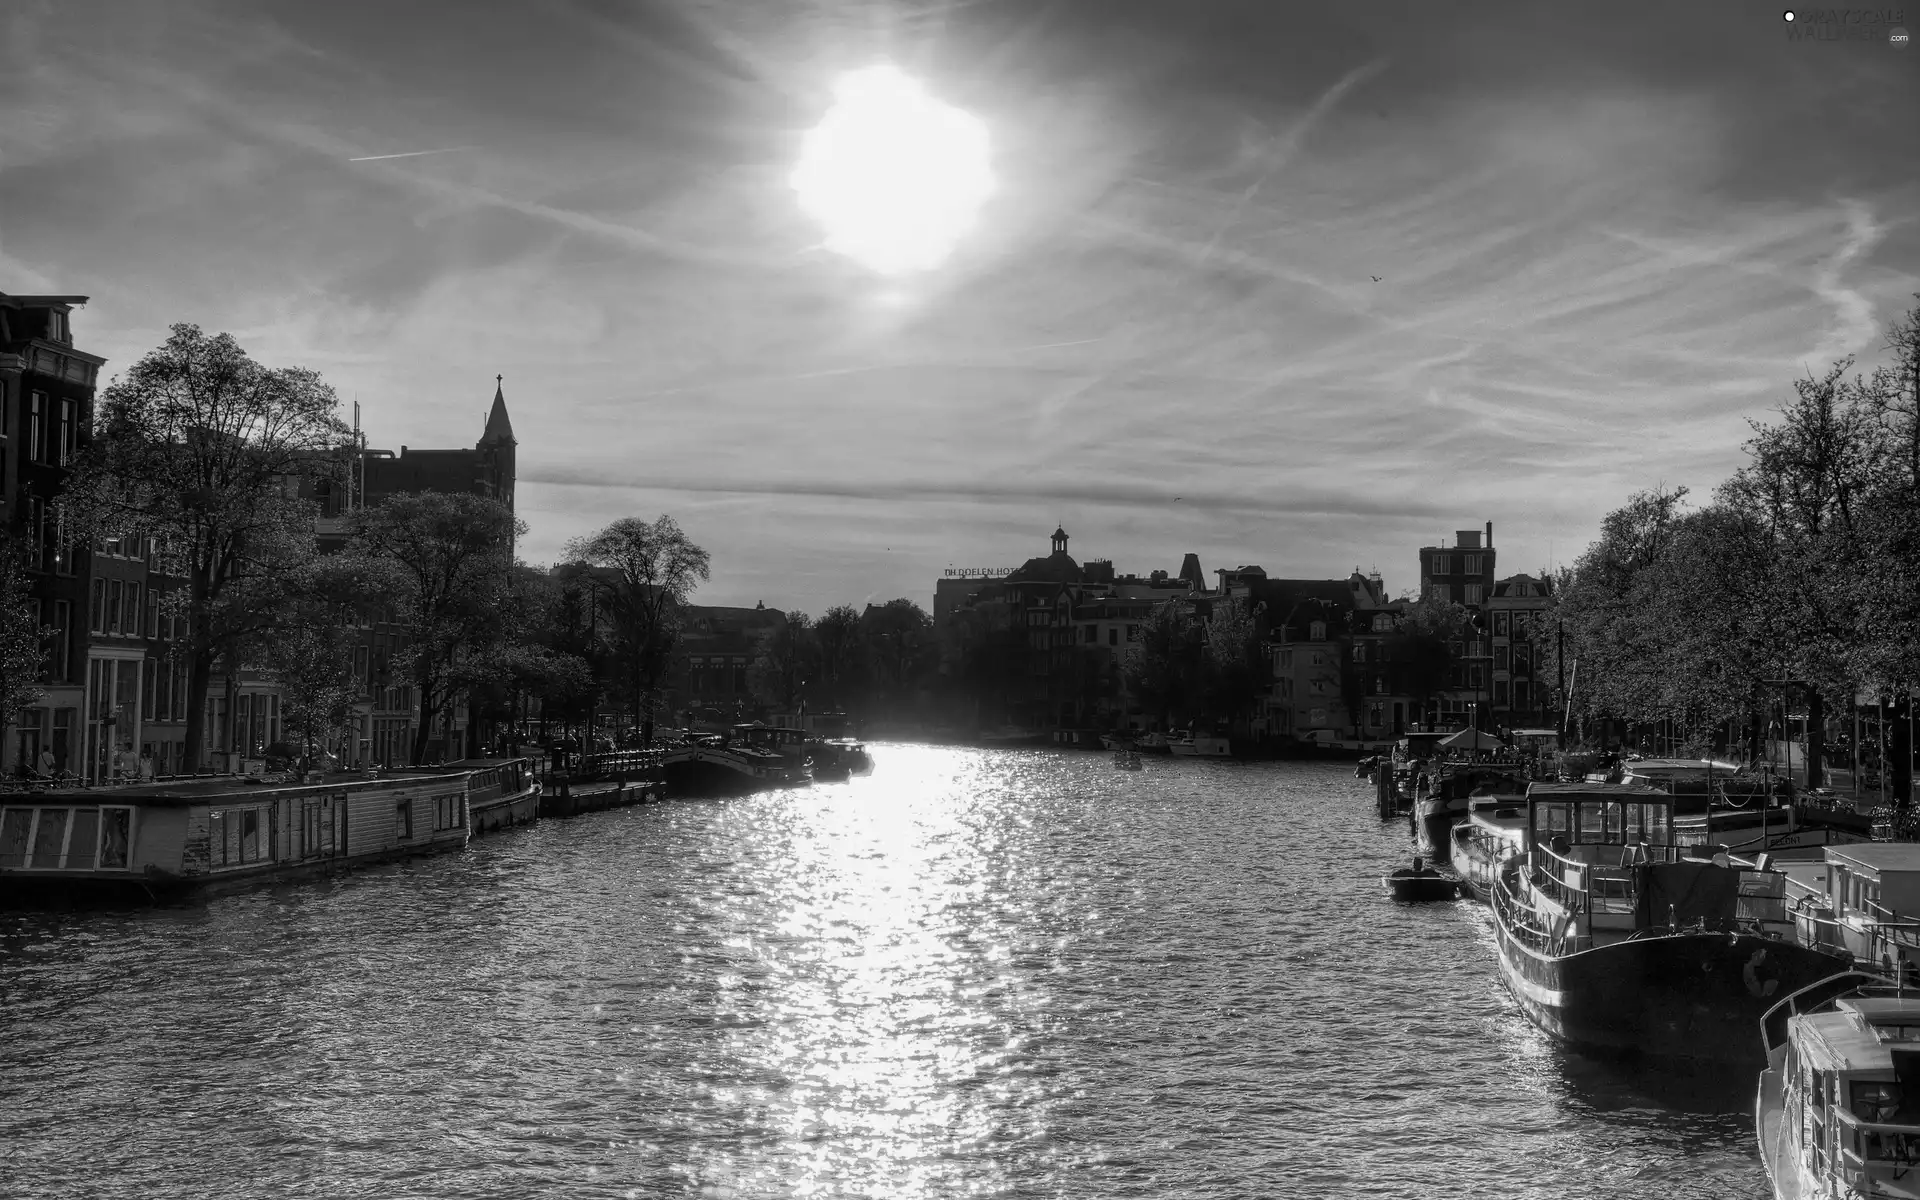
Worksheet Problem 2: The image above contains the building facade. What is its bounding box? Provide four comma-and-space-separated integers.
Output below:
2, 293, 101, 779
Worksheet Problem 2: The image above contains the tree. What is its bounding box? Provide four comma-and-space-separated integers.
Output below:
0, 540, 49, 768
57, 325, 349, 772
813, 604, 866, 712
561, 515, 710, 747
345, 491, 525, 764
1201, 595, 1268, 728
1123, 598, 1206, 728
1719, 358, 1888, 780
859, 599, 936, 715
1388, 592, 1475, 727
763, 611, 819, 711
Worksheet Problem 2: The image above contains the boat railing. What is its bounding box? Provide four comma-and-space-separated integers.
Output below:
1831, 1109, 1920, 1177
1759, 969, 1894, 1053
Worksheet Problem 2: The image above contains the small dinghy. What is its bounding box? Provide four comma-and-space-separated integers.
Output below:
1384, 856, 1460, 903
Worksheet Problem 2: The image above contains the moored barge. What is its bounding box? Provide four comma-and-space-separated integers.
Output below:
0, 761, 533, 902
1492, 782, 1853, 1067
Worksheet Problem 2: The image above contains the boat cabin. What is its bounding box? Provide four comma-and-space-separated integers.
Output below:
1778, 992, 1920, 1188
1793, 845, 1920, 975
1510, 782, 1794, 951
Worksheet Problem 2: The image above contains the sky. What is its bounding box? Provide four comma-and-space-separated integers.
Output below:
3, 0, 1917, 616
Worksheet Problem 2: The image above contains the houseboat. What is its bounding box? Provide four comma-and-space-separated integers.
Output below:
659, 725, 813, 797
1450, 795, 1531, 902
0, 766, 498, 902
1757, 973, 1920, 1200
804, 736, 873, 782
1412, 763, 1529, 859
1169, 730, 1232, 757
443, 757, 540, 834
1602, 758, 1872, 862
1784, 844, 1920, 975
1491, 782, 1853, 1066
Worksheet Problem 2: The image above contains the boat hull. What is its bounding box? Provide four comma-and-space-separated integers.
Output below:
1385, 872, 1460, 903
1493, 915, 1851, 1067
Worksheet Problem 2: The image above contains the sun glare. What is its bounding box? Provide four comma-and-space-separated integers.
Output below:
791, 65, 993, 276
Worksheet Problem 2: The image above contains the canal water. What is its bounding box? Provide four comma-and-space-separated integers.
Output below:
2, 748, 1766, 1199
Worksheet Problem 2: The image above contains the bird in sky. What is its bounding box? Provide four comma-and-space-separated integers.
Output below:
1174, 496, 1183, 501
1371, 276, 1382, 282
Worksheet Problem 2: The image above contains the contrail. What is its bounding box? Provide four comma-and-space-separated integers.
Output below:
348, 147, 473, 163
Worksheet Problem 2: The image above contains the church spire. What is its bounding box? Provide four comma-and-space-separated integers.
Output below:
481, 374, 516, 445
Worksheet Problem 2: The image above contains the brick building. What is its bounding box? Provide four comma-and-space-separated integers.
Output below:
1, 293, 100, 777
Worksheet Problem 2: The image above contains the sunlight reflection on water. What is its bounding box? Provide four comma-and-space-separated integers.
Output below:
1, 746, 1767, 1199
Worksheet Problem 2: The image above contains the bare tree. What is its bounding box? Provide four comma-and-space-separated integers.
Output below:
562, 515, 710, 747
345, 491, 525, 764
57, 325, 349, 772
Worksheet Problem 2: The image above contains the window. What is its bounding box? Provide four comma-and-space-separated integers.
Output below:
1469, 665, 1484, 688
143, 660, 156, 721
1495, 646, 1510, 671
1372, 613, 1393, 632
1374, 674, 1387, 695
89, 579, 106, 634
1515, 644, 1532, 674
434, 793, 464, 831
1428, 583, 1450, 602
48, 601, 71, 682
52, 512, 73, 575
1514, 681, 1530, 710
302, 795, 342, 858
1493, 612, 1510, 636
1108, 627, 1118, 646
209, 805, 273, 868
124, 583, 141, 637
106, 580, 123, 635
27, 392, 46, 463
1464, 554, 1482, 575
1309, 621, 1326, 641
1368, 703, 1384, 728
0, 806, 132, 870
1432, 554, 1451, 575
1451, 640, 1464, 658
1464, 584, 1484, 605
20, 497, 43, 570
1494, 680, 1509, 705
396, 799, 414, 840
56, 398, 76, 464
1353, 643, 1367, 663
145, 591, 159, 639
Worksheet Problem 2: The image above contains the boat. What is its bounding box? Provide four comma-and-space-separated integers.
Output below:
803, 736, 873, 781
1135, 732, 1174, 756
0, 760, 540, 902
1168, 730, 1232, 757
1385, 856, 1461, 903
1113, 750, 1142, 771
1490, 781, 1855, 1066
1757, 971, 1920, 1200
443, 757, 543, 833
977, 726, 1052, 748
1450, 795, 1531, 903
658, 724, 813, 797
1603, 758, 1872, 862
1411, 763, 1530, 859
1100, 733, 1136, 752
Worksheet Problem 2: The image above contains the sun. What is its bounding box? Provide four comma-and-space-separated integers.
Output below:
791, 65, 993, 276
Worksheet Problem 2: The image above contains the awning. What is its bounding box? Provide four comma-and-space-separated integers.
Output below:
1440, 728, 1509, 751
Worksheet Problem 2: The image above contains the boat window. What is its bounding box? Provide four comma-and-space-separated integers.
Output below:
1534, 803, 1569, 835
1604, 802, 1623, 840
29, 807, 69, 868
1860, 1129, 1920, 1162
1646, 806, 1670, 845
100, 808, 131, 868
65, 808, 99, 870
1852, 1080, 1903, 1123
1578, 803, 1605, 841
0, 808, 32, 869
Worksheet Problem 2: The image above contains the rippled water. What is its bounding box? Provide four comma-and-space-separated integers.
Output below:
2, 748, 1767, 1199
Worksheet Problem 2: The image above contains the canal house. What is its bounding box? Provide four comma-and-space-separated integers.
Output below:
0, 762, 531, 900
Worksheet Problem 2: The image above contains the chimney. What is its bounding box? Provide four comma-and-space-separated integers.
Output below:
1486, 521, 1493, 548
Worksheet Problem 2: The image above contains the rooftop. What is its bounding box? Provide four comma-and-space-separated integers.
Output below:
1829, 844, 1920, 875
